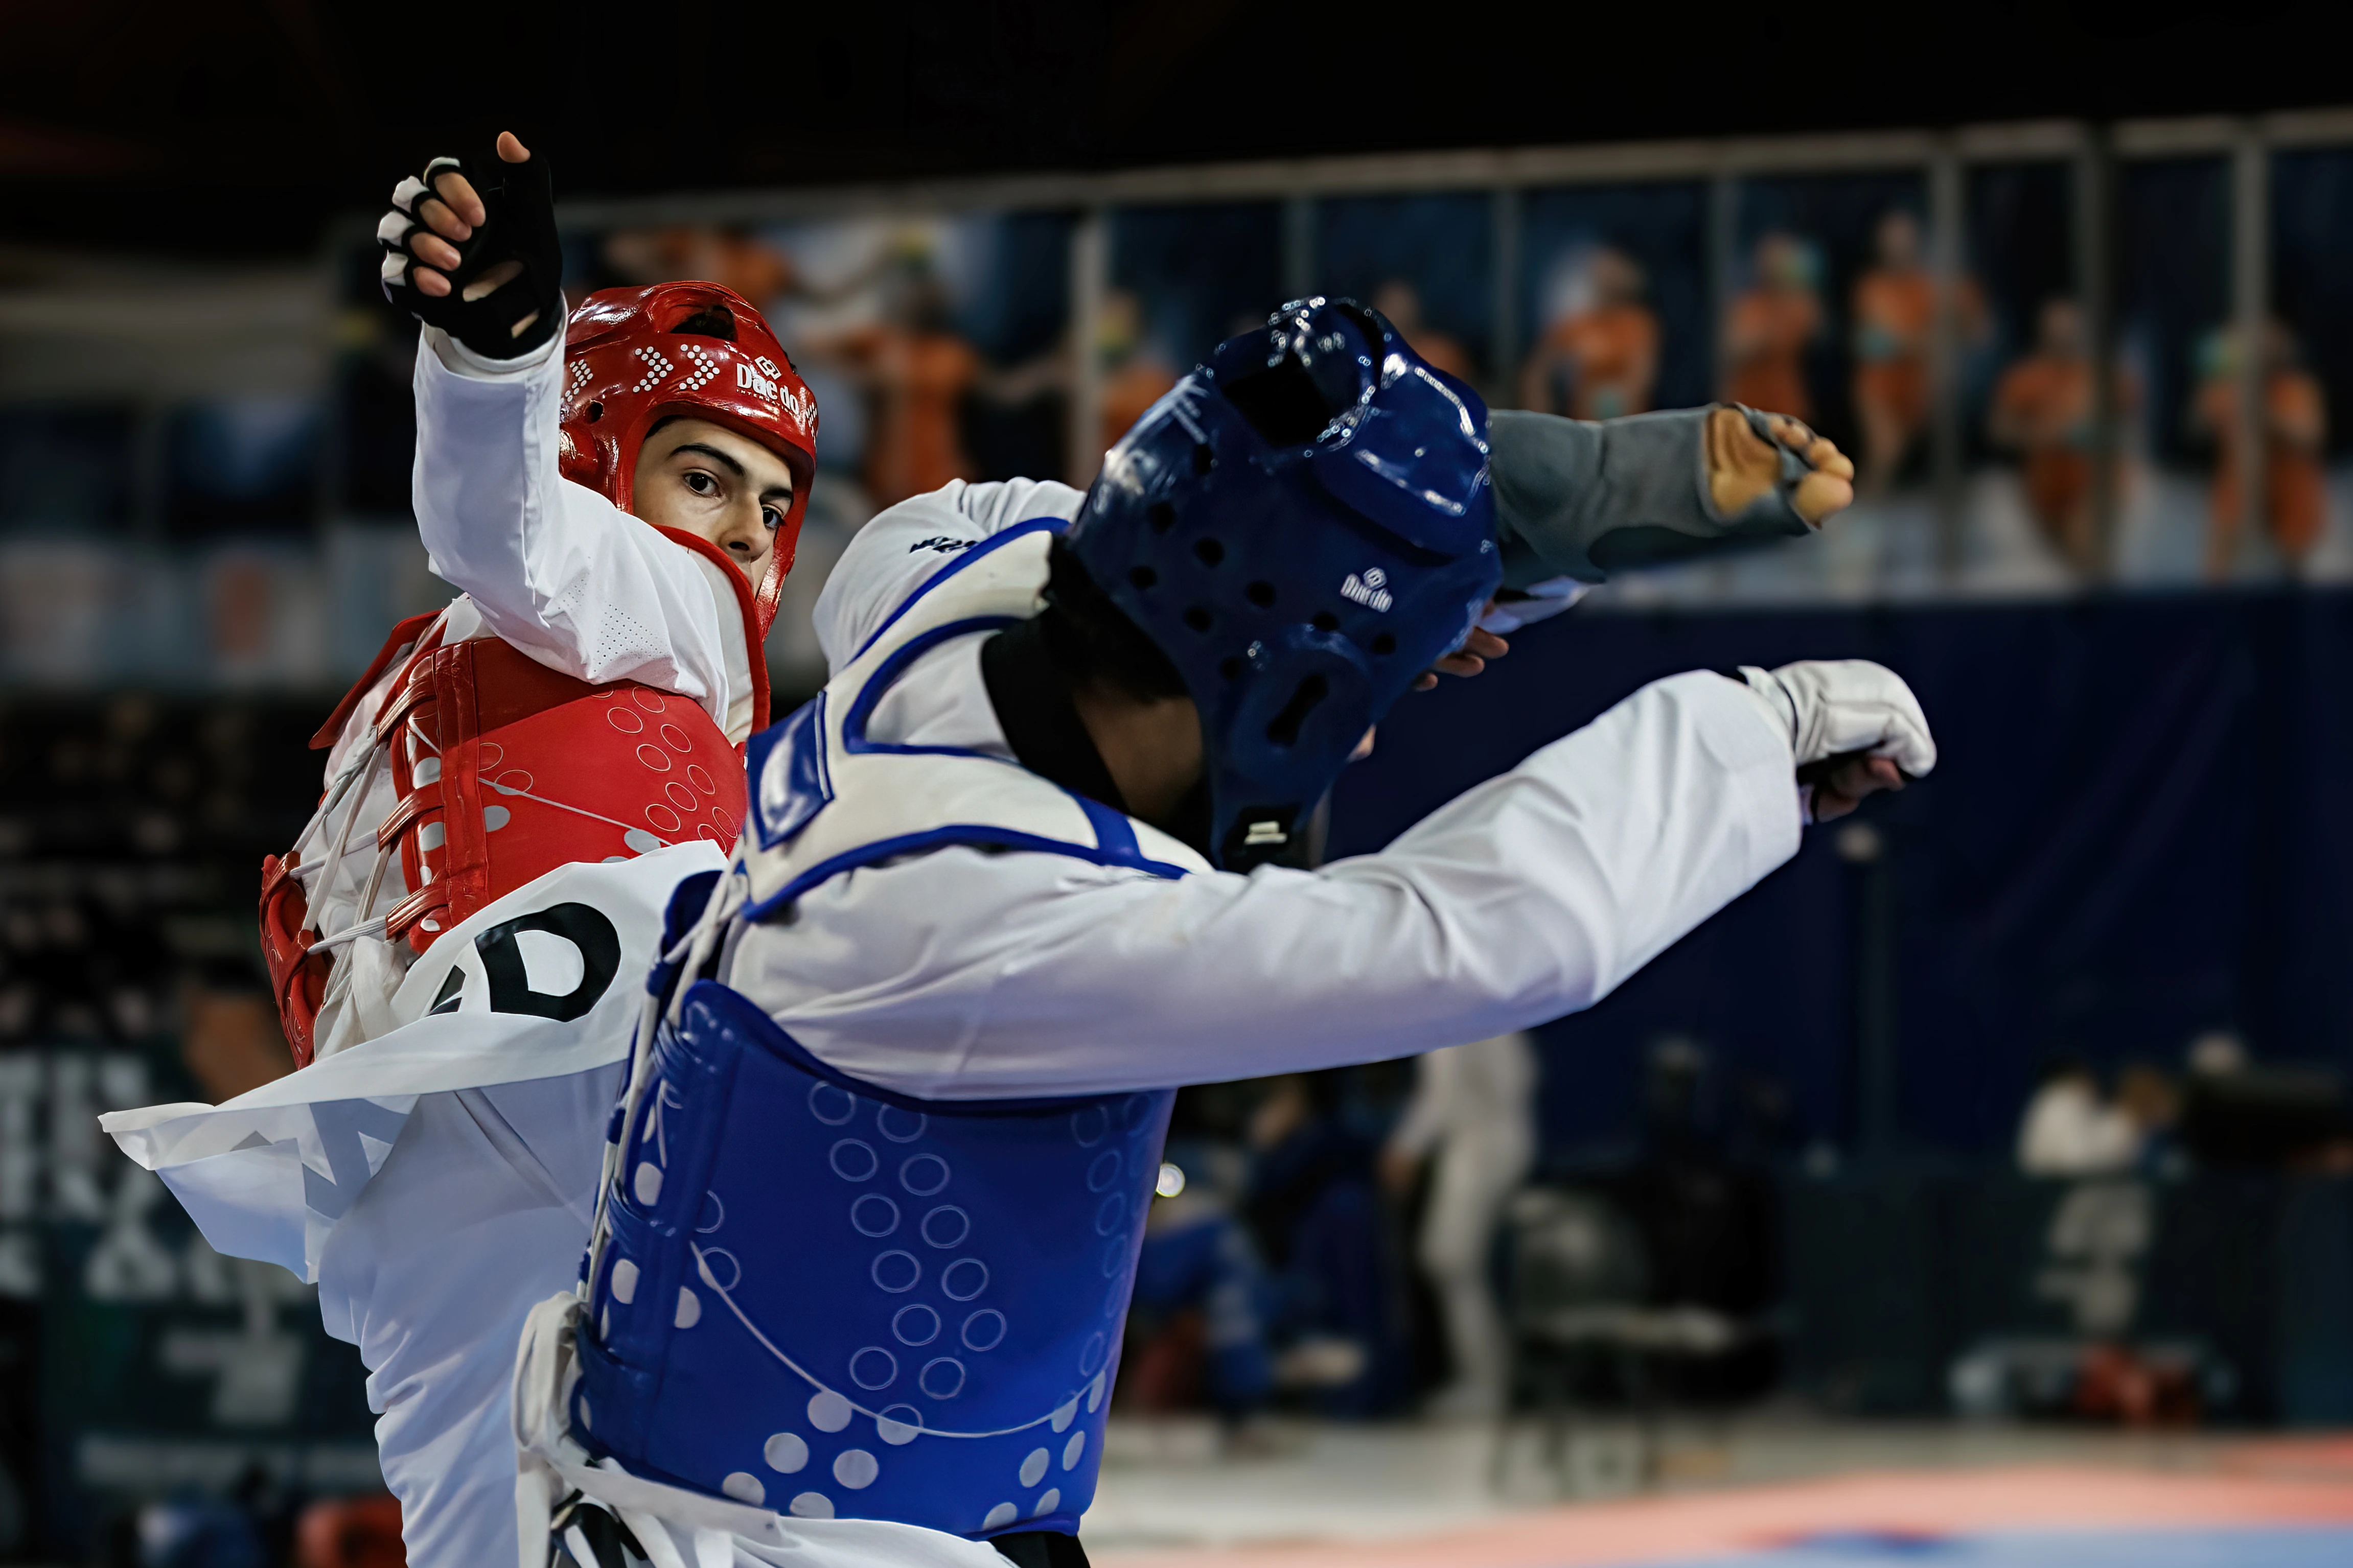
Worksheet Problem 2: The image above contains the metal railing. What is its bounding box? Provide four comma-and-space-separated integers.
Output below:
531, 110, 2353, 564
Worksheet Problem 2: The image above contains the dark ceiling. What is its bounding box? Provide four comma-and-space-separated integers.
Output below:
0, 0, 2339, 258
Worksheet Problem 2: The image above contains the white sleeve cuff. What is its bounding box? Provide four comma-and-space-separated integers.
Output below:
1479, 576, 1591, 635
1729, 666, 1799, 759
423, 302, 566, 382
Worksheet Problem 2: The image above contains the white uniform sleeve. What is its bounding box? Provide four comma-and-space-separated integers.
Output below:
410, 325, 743, 729
731, 670, 1804, 1099
812, 478, 1087, 675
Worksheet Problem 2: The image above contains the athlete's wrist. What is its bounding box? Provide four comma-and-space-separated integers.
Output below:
427, 307, 566, 381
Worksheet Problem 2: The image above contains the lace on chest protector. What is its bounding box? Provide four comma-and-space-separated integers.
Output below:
737, 521, 1206, 923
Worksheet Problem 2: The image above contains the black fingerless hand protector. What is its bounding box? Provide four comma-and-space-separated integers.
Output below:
379, 149, 562, 360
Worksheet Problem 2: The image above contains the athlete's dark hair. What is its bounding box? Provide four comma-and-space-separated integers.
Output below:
1038, 537, 1187, 702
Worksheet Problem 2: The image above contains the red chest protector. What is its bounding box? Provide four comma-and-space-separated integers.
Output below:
260, 528, 766, 1067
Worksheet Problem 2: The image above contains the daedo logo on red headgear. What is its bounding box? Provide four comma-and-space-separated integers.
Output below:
737, 358, 818, 435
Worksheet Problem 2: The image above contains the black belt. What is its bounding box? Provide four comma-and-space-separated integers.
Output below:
991, 1529, 1090, 1568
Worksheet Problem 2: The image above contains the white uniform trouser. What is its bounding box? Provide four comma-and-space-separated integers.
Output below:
316, 1064, 621, 1568
1417, 1125, 1534, 1408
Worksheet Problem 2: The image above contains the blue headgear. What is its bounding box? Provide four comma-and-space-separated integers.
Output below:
1065, 297, 1501, 871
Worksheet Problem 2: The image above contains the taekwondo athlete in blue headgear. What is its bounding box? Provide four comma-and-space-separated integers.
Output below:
513, 299, 1936, 1568
1064, 296, 1503, 870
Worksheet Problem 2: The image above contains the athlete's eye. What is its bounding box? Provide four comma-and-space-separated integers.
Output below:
762, 506, 783, 533
683, 471, 718, 496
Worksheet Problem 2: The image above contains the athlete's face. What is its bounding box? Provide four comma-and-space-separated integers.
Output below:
631, 418, 796, 583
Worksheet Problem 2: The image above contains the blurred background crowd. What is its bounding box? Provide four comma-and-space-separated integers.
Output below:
7, 15, 2353, 1564
21, 121, 2353, 698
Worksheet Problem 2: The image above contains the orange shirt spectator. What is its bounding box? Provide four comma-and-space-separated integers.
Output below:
1102, 356, 1180, 455
1094, 288, 1182, 457
826, 321, 983, 508
1372, 279, 1478, 386
1527, 306, 1659, 420
1722, 233, 1822, 422
1851, 210, 1986, 494
1989, 299, 2132, 573
2193, 321, 2328, 576
602, 226, 798, 305
1517, 249, 1656, 420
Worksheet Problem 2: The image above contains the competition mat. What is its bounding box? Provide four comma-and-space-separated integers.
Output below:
1109, 1440, 2353, 1568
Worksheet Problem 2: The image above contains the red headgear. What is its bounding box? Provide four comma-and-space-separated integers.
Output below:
557, 282, 819, 637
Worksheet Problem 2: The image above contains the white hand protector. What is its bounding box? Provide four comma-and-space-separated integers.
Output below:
1735, 658, 1937, 793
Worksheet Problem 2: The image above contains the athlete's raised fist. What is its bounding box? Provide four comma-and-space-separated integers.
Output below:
1734, 659, 1935, 823
1706, 405, 1857, 529
378, 131, 562, 359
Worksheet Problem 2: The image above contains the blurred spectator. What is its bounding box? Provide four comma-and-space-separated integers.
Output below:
1096, 288, 1181, 457
1519, 246, 1658, 420
2175, 1028, 2353, 1171
2190, 318, 2327, 578
1243, 1074, 1401, 1414
179, 984, 291, 1104
804, 245, 985, 507
1127, 1151, 1277, 1430
601, 226, 801, 305
132, 1492, 263, 1568
806, 240, 1078, 504
1380, 1033, 1536, 1418
1721, 232, 1822, 423
2016, 1057, 2140, 1176
1989, 298, 2133, 574
2116, 1063, 2183, 1172
2186, 1029, 2248, 1079
293, 1493, 403, 1568
1370, 279, 1476, 384
1850, 210, 1985, 497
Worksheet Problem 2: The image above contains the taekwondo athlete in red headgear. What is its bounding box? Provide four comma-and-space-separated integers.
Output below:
107, 134, 819, 1568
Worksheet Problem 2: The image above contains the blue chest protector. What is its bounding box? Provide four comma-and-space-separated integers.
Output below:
569, 523, 1209, 1542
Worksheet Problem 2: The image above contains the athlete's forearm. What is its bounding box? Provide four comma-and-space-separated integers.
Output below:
409, 329, 735, 715
1488, 407, 1815, 589
758, 671, 1800, 1099
410, 325, 568, 622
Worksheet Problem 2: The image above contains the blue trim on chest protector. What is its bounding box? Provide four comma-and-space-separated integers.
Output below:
573, 978, 1173, 1539
750, 517, 1067, 855
855, 516, 1067, 662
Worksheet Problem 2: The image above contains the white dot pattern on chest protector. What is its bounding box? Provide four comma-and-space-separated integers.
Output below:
586, 986, 1171, 1534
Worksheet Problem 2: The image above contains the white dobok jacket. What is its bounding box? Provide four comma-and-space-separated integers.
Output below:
726, 475, 1802, 1100
106, 325, 757, 1568
547, 476, 1808, 1568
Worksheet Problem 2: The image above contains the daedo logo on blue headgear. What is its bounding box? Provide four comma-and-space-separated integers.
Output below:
1339, 568, 1393, 613
1068, 296, 1502, 872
